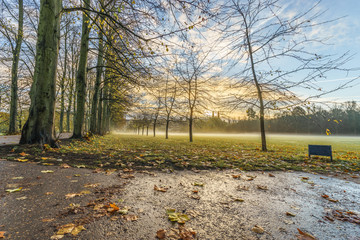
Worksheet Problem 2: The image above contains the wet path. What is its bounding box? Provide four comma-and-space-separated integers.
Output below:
0, 160, 359, 239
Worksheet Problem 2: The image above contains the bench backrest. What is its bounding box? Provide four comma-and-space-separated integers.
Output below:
308, 145, 332, 160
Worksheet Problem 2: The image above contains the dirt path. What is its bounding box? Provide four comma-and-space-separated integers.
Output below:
0, 160, 359, 240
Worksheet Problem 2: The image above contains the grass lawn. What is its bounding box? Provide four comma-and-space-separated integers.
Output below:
4, 133, 358, 173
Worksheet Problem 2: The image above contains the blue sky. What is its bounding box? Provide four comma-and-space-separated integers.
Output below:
294, 0, 360, 103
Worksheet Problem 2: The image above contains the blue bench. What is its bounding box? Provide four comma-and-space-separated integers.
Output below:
308, 145, 333, 161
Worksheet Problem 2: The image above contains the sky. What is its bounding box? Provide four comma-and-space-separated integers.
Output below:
292, 0, 360, 104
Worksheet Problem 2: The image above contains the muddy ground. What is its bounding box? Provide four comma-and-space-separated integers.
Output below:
0, 160, 359, 240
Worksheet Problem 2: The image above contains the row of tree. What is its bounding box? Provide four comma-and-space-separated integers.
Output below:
0, 0, 357, 151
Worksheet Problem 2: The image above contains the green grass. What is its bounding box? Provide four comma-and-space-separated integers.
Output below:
51, 133, 360, 173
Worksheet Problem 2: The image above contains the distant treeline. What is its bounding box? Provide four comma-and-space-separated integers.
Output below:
195, 103, 360, 135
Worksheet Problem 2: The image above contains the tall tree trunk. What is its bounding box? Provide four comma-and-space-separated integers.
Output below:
153, 118, 157, 137
8, 0, 24, 134
244, 17, 267, 151
189, 109, 193, 142
97, 88, 103, 134
90, 30, 103, 134
66, 79, 73, 132
165, 117, 170, 139
59, 27, 68, 133
20, 0, 62, 146
100, 87, 108, 135
72, 0, 90, 138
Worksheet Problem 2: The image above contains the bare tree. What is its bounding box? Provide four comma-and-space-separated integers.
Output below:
221, 0, 354, 151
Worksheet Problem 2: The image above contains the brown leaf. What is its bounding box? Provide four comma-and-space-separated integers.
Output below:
120, 174, 135, 179
57, 223, 75, 235
0, 231, 5, 238
268, 173, 275, 177
41, 218, 55, 222
232, 174, 241, 179
156, 229, 166, 239
297, 228, 316, 240
154, 185, 168, 192
122, 214, 138, 221
60, 163, 71, 169
257, 185, 268, 190
251, 225, 264, 234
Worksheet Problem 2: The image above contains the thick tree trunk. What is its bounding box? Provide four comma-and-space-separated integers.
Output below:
146, 125, 149, 136
73, 0, 90, 138
8, 0, 24, 134
20, 0, 62, 146
90, 31, 103, 134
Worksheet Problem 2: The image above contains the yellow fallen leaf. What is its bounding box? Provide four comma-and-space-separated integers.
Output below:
0, 231, 5, 238
42, 218, 55, 222
16, 158, 28, 162
41, 170, 54, 173
71, 225, 85, 236
57, 223, 75, 235
6, 187, 22, 193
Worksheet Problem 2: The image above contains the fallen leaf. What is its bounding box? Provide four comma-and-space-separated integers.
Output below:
12, 176, 24, 180
75, 165, 86, 168
166, 209, 190, 224
74, 174, 81, 177
120, 174, 135, 179
5, 187, 22, 193
232, 174, 241, 179
154, 185, 168, 192
193, 182, 204, 187
246, 175, 256, 181
84, 183, 99, 188
110, 216, 119, 221
16, 196, 27, 200
16, 158, 28, 162
65, 193, 81, 199
268, 173, 275, 177
297, 228, 316, 240
41, 218, 55, 222
121, 214, 138, 221
57, 223, 75, 235
156, 229, 166, 239
45, 192, 54, 195
0, 231, 5, 238
19, 152, 28, 156
50, 234, 64, 239
71, 225, 85, 236
251, 225, 264, 234
41, 170, 54, 173
234, 198, 244, 202
286, 212, 296, 217
257, 185, 268, 190
301, 177, 309, 180
60, 163, 71, 169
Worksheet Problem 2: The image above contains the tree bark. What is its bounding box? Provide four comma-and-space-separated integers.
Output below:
165, 118, 170, 139
8, 0, 24, 134
90, 30, 103, 134
97, 88, 103, 134
59, 25, 68, 133
20, 0, 62, 146
72, 0, 90, 138
244, 15, 267, 151
189, 109, 193, 142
